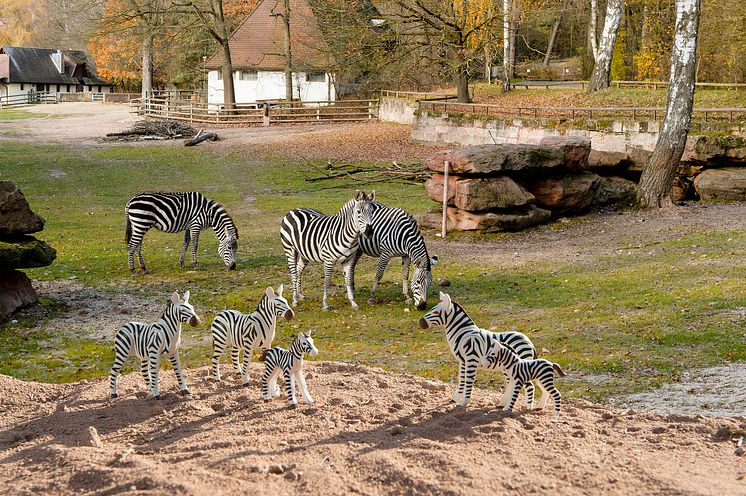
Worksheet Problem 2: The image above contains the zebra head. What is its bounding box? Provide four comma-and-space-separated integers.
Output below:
218, 228, 238, 271
354, 190, 375, 239
411, 255, 438, 311
418, 291, 452, 329
266, 284, 294, 321
480, 342, 517, 370
171, 291, 201, 327
298, 331, 318, 357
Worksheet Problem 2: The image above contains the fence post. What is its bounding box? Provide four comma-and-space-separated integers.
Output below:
368, 100, 373, 119
441, 160, 450, 238
263, 102, 270, 127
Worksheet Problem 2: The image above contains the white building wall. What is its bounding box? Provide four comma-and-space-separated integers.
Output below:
207, 69, 335, 106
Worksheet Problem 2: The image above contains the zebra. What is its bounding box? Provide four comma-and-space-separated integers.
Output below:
279, 190, 375, 310
349, 201, 438, 310
260, 331, 318, 408
481, 342, 566, 416
125, 191, 239, 275
209, 284, 294, 385
418, 292, 537, 408
109, 291, 201, 399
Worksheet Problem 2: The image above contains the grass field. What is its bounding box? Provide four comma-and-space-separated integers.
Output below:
1, 136, 745, 402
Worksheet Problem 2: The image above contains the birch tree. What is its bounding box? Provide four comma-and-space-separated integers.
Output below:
638, 0, 701, 208
588, 0, 623, 92
502, 0, 511, 91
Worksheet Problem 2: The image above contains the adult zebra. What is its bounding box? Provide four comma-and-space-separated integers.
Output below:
125, 191, 239, 275
350, 201, 437, 310
280, 190, 375, 310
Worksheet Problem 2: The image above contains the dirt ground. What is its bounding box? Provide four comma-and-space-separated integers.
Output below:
3, 103, 746, 494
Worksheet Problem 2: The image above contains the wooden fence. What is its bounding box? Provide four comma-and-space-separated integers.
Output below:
380, 90, 457, 101
509, 80, 746, 90
130, 97, 379, 125
0, 92, 57, 108
418, 100, 746, 123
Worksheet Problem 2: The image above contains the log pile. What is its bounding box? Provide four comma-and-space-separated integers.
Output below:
420, 137, 601, 232
105, 120, 197, 141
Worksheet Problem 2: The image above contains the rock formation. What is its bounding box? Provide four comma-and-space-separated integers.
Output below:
0, 182, 56, 321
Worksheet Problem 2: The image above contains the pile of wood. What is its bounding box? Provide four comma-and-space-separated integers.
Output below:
420, 137, 601, 232
105, 120, 197, 141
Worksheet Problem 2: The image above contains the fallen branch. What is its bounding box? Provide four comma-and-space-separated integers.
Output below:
185, 130, 219, 146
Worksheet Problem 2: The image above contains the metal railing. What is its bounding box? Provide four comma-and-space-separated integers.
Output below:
0, 91, 57, 108
418, 100, 746, 123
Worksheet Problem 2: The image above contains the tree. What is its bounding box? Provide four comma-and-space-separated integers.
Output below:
638, 0, 701, 208
502, 0, 511, 91
543, 0, 571, 66
588, 0, 623, 92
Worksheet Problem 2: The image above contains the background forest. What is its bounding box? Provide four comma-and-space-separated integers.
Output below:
0, 0, 744, 93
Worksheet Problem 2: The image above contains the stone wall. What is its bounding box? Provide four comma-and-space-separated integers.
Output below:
378, 97, 419, 125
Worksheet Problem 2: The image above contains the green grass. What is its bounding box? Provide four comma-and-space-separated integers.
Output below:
0, 108, 48, 120
1, 140, 745, 402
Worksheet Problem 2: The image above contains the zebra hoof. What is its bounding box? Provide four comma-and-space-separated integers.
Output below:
322, 306, 330, 312
350, 303, 360, 311
289, 403, 299, 410
243, 382, 251, 388
153, 395, 163, 400
179, 389, 190, 396
111, 393, 119, 399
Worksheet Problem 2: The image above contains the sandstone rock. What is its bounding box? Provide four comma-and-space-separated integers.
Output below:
685, 135, 746, 164
593, 176, 638, 208
538, 136, 591, 172
0, 236, 57, 269
0, 270, 38, 319
671, 177, 695, 203
420, 205, 551, 232
693, 168, 746, 201
0, 182, 45, 235
427, 143, 580, 175
523, 173, 601, 215
454, 177, 535, 211
424, 174, 458, 204
587, 150, 629, 172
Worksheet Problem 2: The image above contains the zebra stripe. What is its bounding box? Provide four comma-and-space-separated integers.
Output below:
109, 291, 201, 399
418, 292, 536, 407
351, 201, 437, 310
279, 190, 375, 310
210, 285, 294, 384
125, 191, 239, 274
260, 332, 318, 407
481, 343, 565, 416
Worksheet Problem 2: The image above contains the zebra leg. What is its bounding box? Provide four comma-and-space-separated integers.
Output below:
127, 244, 138, 276
296, 370, 314, 404
540, 377, 562, 416
170, 353, 189, 395
453, 360, 466, 403
148, 351, 162, 399
368, 253, 391, 305
295, 257, 307, 302
504, 379, 523, 413
109, 352, 127, 398
341, 258, 359, 310
284, 369, 298, 408
137, 246, 149, 274
271, 370, 282, 398
322, 261, 334, 311
458, 360, 479, 407
179, 231, 190, 267
401, 255, 412, 304
210, 338, 224, 381
524, 381, 536, 409
240, 345, 251, 386
190, 228, 201, 267
230, 346, 241, 376
140, 359, 151, 388
261, 366, 273, 401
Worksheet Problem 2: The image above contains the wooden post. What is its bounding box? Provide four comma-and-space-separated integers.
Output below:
441, 160, 450, 238
263, 102, 270, 127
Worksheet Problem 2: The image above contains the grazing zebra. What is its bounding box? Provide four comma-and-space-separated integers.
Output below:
210, 284, 294, 385
260, 332, 318, 408
418, 292, 537, 408
350, 201, 438, 310
125, 191, 239, 275
279, 190, 375, 310
110, 291, 201, 399
481, 342, 566, 416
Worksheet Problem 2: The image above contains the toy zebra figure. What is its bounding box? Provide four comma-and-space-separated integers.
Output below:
279, 190, 375, 310
419, 292, 537, 408
481, 342, 566, 416
210, 284, 294, 385
260, 332, 318, 408
110, 291, 201, 399
350, 201, 438, 310
125, 191, 239, 275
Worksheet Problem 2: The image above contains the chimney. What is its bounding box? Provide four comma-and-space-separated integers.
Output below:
51, 50, 64, 73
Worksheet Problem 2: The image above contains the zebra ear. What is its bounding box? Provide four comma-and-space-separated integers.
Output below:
265, 286, 275, 299
367, 190, 375, 201
277, 284, 284, 297
430, 255, 439, 267
171, 292, 180, 304
440, 292, 452, 313
183, 290, 190, 303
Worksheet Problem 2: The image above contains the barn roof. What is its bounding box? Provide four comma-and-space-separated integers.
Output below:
0, 46, 112, 86
205, 0, 334, 72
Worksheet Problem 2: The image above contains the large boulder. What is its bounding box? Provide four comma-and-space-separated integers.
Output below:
0, 270, 38, 319
685, 135, 746, 164
425, 174, 535, 210
420, 204, 551, 232
523, 173, 602, 215
693, 168, 746, 201
0, 182, 45, 235
424, 173, 458, 204
0, 236, 57, 269
593, 176, 638, 208
538, 136, 591, 172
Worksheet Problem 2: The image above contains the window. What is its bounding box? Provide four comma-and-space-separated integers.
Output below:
210, 69, 222, 80
238, 70, 257, 81
66, 85, 70, 92
56, 84, 60, 92
307, 72, 325, 83
20, 84, 24, 90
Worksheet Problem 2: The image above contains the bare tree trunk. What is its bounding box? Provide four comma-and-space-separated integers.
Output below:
485, 47, 492, 83
220, 40, 235, 110
544, 0, 570, 66
283, 0, 293, 103
141, 32, 153, 100
502, 0, 511, 92
588, 0, 623, 92
456, 64, 471, 102
638, 0, 701, 208
588, 0, 599, 60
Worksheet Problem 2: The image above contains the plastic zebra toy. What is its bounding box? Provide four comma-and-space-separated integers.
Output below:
260, 332, 318, 409
110, 291, 201, 399
481, 342, 566, 416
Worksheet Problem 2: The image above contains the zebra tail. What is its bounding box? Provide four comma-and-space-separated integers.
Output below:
125, 216, 132, 245
258, 350, 268, 362
553, 363, 566, 377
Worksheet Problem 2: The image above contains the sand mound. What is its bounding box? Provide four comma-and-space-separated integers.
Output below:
1, 364, 744, 495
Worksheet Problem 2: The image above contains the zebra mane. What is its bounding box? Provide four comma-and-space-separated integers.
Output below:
210, 202, 239, 239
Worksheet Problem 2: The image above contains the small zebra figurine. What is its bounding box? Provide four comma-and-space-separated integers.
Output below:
481, 342, 566, 416
210, 284, 294, 385
260, 332, 318, 409
110, 291, 201, 399
419, 292, 537, 408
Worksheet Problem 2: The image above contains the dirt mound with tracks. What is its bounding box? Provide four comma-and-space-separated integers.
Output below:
1, 364, 744, 495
